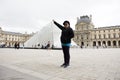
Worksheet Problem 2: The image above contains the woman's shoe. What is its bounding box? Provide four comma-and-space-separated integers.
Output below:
64, 64, 69, 68
60, 63, 65, 67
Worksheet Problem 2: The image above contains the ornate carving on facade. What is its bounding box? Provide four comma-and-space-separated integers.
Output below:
73, 15, 120, 48
0, 27, 34, 47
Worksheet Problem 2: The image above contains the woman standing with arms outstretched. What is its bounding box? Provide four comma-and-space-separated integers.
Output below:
53, 20, 74, 68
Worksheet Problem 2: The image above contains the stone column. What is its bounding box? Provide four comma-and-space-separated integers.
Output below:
90, 41, 93, 48
111, 40, 113, 48
101, 41, 102, 47
116, 40, 119, 48
96, 41, 98, 48
105, 41, 108, 48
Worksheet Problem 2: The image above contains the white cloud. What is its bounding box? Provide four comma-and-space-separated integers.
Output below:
0, 0, 120, 33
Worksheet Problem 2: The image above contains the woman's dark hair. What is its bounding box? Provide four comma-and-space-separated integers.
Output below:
63, 20, 70, 25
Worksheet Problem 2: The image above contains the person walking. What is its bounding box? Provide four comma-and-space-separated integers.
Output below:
46, 41, 51, 49
53, 20, 74, 68
14, 42, 17, 49
17, 43, 20, 49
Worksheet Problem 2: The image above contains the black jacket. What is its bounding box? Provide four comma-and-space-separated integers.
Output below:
53, 21, 74, 43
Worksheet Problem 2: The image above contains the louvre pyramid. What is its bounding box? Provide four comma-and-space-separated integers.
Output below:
24, 21, 77, 48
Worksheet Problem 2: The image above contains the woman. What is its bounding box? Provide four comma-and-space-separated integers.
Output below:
53, 20, 74, 68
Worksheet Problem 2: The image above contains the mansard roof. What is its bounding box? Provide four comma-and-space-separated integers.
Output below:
93, 25, 120, 30
2, 31, 23, 35
76, 15, 92, 24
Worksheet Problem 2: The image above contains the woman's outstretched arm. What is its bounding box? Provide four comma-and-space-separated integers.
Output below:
53, 20, 64, 30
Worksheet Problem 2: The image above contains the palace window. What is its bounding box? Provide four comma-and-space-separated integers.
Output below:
113, 29, 115, 32
113, 33, 116, 38
87, 35, 88, 39
119, 41, 120, 46
93, 41, 96, 46
77, 36, 80, 40
103, 34, 105, 38
94, 35, 96, 39
81, 35, 83, 39
99, 35, 101, 39
108, 34, 110, 38
119, 33, 120, 38
98, 41, 101, 46
107, 41, 111, 46
12, 38, 14, 41
113, 41, 116, 46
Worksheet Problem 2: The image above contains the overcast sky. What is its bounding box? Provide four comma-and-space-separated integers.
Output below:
0, 0, 120, 33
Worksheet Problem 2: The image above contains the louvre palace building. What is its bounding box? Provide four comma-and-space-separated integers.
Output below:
0, 27, 33, 47
73, 15, 120, 48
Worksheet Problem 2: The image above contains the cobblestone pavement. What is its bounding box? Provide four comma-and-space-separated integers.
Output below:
0, 48, 120, 80
0, 65, 43, 80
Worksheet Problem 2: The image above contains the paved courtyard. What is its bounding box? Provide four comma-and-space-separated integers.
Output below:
0, 48, 120, 80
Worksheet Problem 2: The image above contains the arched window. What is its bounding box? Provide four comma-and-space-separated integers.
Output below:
98, 41, 101, 46
93, 41, 96, 46
113, 41, 116, 46
107, 41, 111, 46
81, 42, 84, 46
118, 41, 120, 46
103, 41, 106, 45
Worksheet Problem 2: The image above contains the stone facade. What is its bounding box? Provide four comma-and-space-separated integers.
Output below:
73, 15, 120, 48
0, 27, 33, 47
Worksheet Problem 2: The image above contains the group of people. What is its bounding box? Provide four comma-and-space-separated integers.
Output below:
41, 41, 54, 49
14, 42, 20, 49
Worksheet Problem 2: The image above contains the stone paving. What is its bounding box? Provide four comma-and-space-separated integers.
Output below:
0, 48, 120, 80
0, 65, 42, 80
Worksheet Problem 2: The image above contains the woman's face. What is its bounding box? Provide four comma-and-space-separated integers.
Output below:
64, 23, 70, 28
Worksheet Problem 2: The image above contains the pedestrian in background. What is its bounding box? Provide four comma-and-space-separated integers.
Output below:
14, 42, 17, 49
17, 43, 20, 49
